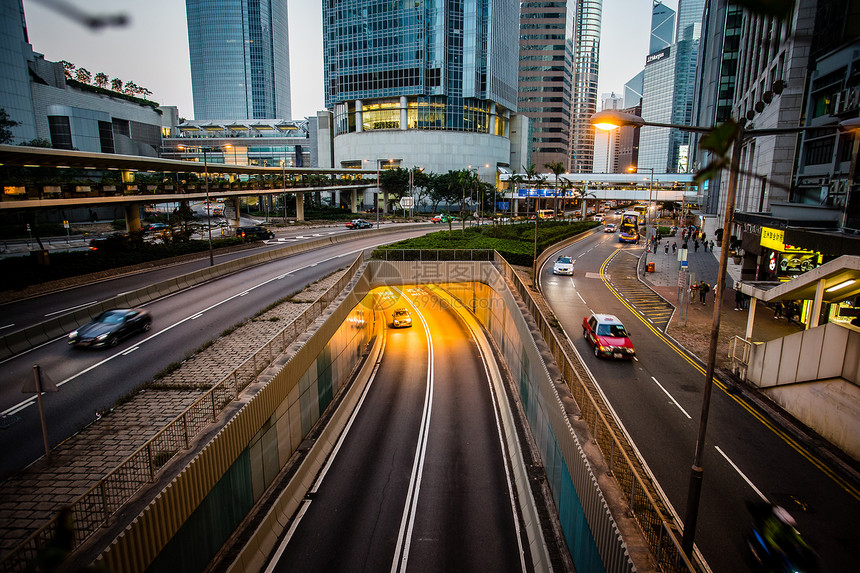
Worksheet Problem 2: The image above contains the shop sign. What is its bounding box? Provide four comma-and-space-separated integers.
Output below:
760, 227, 814, 254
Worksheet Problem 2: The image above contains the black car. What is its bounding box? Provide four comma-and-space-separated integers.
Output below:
236, 226, 275, 240
68, 308, 152, 348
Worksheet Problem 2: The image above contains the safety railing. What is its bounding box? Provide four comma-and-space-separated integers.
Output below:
495, 252, 699, 573
370, 248, 495, 261
0, 254, 366, 573
728, 335, 753, 381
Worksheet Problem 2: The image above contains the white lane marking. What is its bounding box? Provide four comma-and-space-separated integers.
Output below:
458, 300, 528, 572
263, 499, 312, 573
2, 243, 392, 416
650, 376, 691, 419
239, 291, 250, 296
391, 288, 434, 573
577, 292, 587, 304
262, 316, 392, 572
121, 346, 139, 356
44, 301, 98, 317
0, 324, 15, 331
716, 446, 768, 502
190, 313, 203, 320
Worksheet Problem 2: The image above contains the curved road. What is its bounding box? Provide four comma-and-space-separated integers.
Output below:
0, 227, 433, 480
539, 218, 858, 572
266, 286, 525, 572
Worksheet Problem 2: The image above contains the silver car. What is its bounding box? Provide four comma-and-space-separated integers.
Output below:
552, 255, 574, 275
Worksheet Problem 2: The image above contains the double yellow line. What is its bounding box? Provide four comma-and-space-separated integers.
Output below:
598, 251, 860, 500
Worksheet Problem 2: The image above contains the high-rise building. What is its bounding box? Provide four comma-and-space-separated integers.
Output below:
186, 0, 291, 120
593, 92, 623, 173
639, 0, 704, 173
569, 0, 603, 174
517, 1, 573, 172
650, 1, 676, 53
624, 71, 645, 109
690, 0, 742, 214
322, 0, 520, 184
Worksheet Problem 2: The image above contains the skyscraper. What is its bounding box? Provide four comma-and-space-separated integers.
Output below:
650, 0, 676, 53
639, 0, 704, 173
186, 0, 291, 120
518, 1, 574, 172
569, 0, 602, 174
322, 0, 519, 181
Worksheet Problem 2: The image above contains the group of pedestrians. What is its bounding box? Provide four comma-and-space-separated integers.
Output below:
690, 280, 712, 305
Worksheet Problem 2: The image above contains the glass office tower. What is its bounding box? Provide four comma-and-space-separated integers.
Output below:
186, 0, 291, 120
322, 0, 519, 178
568, 0, 602, 174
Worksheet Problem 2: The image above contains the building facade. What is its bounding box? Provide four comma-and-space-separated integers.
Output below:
517, 1, 573, 172
322, 0, 520, 186
0, 0, 164, 155
639, 0, 704, 174
186, 0, 291, 120
568, 0, 602, 174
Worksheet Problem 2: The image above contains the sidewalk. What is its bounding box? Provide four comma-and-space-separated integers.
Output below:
640, 236, 802, 369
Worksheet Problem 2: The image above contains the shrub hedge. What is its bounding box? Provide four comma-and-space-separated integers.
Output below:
374, 220, 598, 266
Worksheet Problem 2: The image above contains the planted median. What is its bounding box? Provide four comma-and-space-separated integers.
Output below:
372, 220, 599, 266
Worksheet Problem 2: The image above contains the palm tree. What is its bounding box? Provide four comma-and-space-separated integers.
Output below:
93, 72, 109, 89
508, 174, 524, 223
522, 163, 538, 218
544, 161, 565, 218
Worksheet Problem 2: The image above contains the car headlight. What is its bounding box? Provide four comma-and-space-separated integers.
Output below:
68, 331, 78, 339
96, 333, 110, 341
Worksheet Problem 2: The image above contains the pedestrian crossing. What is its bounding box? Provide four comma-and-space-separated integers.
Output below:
604, 251, 675, 330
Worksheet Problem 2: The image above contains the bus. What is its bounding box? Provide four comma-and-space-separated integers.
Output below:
537, 209, 555, 219
619, 211, 641, 243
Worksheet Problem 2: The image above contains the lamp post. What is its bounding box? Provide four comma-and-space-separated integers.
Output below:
178, 144, 231, 266
592, 109, 856, 557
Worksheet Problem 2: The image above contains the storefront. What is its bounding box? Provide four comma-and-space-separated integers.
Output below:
759, 227, 823, 282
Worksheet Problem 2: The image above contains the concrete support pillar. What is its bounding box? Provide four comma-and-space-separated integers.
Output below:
295, 192, 305, 221
400, 96, 407, 130
809, 278, 826, 329
355, 100, 363, 133
745, 297, 757, 340
124, 204, 141, 232
513, 197, 519, 216
231, 198, 241, 228
383, 189, 389, 214
350, 189, 358, 213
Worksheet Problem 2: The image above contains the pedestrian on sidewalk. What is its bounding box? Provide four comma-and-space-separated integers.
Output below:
699, 281, 710, 304
665, 243, 669, 254
735, 286, 744, 310
672, 242, 677, 254
694, 240, 699, 252
709, 240, 714, 251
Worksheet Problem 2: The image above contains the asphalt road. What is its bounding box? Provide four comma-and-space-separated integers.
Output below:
0, 223, 405, 332
539, 217, 859, 572
0, 227, 432, 481
266, 287, 525, 573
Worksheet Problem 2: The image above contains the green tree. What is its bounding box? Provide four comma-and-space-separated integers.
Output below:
75, 67, 92, 84
59, 60, 75, 80
110, 77, 123, 92
379, 167, 410, 210
0, 108, 19, 144
507, 174, 524, 223
522, 163, 538, 217
93, 72, 109, 88
544, 161, 566, 217
19, 138, 52, 148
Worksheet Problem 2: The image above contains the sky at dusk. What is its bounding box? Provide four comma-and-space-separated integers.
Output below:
21, 0, 678, 120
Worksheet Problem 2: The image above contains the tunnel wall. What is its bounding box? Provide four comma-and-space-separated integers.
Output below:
99, 259, 630, 573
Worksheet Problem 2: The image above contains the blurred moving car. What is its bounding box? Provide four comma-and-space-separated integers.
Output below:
552, 255, 574, 275
391, 308, 413, 328
604, 223, 617, 233
236, 226, 274, 240
582, 313, 635, 359
143, 223, 168, 233
345, 219, 373, 229
431, 214, 457, 223
68, 308, 152, 348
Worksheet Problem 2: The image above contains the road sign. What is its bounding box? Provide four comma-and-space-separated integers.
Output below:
63, 220, 69, 229
399, 196, 414, 208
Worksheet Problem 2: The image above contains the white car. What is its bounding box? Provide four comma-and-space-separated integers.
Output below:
552, 255, 574, 275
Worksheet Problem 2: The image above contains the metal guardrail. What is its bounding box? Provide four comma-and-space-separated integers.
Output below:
729, 336, 753, 380
370, 248, 495, 261
494, 252, 699, 573
0, 254, 365, 573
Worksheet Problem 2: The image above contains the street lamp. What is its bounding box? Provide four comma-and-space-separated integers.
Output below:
365, 158, 393, 229
592, 109, 856, 557
178, 144, 231, 266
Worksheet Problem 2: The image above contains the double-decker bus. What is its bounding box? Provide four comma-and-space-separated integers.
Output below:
619, 211, 641, 243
